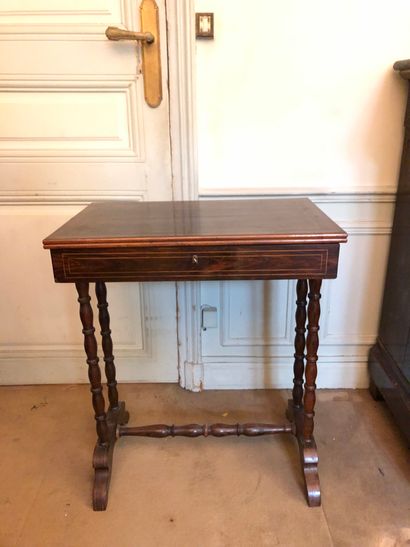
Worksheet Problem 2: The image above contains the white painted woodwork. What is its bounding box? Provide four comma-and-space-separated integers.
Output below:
0, 0, 126, 37
0, 85, 141, 156
166, 1, 203, 391
0, 3, 122, 28
0, 0, 179, 385
199, 195, 394, 389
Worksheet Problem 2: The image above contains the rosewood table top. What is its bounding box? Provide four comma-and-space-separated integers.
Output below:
43, 198, 347, 248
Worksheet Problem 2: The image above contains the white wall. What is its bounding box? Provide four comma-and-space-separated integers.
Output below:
194, 0, 406, 388
195, 0, 409, 194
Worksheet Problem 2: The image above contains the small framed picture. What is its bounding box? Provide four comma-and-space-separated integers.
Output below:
196, 13, 214, 39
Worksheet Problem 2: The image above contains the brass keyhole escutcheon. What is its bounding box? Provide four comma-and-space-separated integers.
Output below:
192, 255, 199, 265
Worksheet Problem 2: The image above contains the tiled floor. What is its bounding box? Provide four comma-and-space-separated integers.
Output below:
0, 385, 409, 547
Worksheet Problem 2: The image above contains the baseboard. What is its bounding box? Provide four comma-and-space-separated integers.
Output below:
202, 357, 369, 389
0, 354, 178, 385
0, 354, 368, 388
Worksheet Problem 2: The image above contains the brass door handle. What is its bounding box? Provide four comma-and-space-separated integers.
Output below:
104, 0, 162, 108
105, 26, 154, 44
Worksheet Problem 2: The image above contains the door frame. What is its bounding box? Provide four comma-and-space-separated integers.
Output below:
166, 1, 203, 390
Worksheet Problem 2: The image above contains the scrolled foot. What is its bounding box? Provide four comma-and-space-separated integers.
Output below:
91, 400, 129, 511
287, 399, 321, 507
93, 456, 111, 511
299, 438, 321, 507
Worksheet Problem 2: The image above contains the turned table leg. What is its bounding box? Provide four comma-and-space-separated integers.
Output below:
95, 281, 119, 410
95, 281, 129, 423
76, 281, 128, 511
76, 282, 109, 446
304, 279, 322, 442
292, 279, 308, 408
302, 278, 322, 506
287, 278, 322, 507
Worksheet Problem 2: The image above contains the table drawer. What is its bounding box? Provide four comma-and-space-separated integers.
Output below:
51, 244, 339, 282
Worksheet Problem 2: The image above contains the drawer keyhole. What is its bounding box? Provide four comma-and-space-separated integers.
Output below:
192, 254, 199, 265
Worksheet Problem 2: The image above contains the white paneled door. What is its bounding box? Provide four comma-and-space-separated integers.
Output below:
0, 0, 179, 384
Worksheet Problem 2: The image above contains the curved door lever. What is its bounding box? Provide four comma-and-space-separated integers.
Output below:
105, 26, 154, 44
104, 0, 162, 108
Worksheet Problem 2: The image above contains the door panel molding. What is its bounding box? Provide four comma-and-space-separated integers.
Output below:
0, 189, 146, 204
0, 82, 143, 159
0, 0, 130, 40
220, 280, 294, 347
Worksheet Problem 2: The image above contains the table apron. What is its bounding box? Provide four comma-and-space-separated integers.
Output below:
50, 244, 340, 282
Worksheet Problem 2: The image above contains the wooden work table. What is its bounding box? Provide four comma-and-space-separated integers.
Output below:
43, 198, 347, 511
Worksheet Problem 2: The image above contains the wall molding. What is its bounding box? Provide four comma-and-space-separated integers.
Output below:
340, 222, 392, 236
199, 187, 397, 202
217, 279, 382, 351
